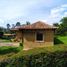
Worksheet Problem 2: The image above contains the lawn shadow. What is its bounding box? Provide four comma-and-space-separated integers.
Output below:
54, 37, 64, 45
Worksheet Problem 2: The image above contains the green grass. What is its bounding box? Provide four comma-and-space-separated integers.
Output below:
0, 46, 23, 61
0, 45, 67, 67
0, 44, 67, 62
0, 36, 66, 61
57, 36, 67, 44
16, 35, 67, 56
14, 45, 67, 57
0, 39, 11, 42
0, 46, 22, 55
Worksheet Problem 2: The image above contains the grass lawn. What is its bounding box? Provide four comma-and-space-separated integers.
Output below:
0, 35, 66, 61
0, 46, 22, 61
57, 36, 67, 44
19, 45, 67, 56
0, 46, 22, 53
9, 35, 67, 56
0, 39, 11, 42
0, 45, 67, 67
0, 44, 66, 61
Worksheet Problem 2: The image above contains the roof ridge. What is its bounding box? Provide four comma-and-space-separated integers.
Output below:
11, 21, 57, 30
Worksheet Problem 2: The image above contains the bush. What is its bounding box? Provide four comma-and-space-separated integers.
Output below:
0, 32, 4, 38
2, 35, 11, 40
0, 46, 67, 67
0, 51, 67, 67
54, 37, 64, 44
19, 43, 23, 47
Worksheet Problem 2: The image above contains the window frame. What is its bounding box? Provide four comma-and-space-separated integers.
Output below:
35, 32, 44, 42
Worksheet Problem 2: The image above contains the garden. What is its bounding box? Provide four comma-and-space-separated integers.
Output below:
0, 35, 66, 67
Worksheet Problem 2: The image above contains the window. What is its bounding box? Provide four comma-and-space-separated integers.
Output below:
36, 32, 44, 41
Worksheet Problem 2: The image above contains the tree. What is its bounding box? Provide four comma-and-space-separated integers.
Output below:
12, 24, 15, 28
0, 27, 3, 32
16, 22, 21, 26
53, 23, 59, 35
7, 23, 10, 29
53, 23, 59, 27
26, 21, 30, 25
0, 32, 4, 38
60, 17, 67, 24
0, 27, 6, 38
60, 17, 67, 28
58, 17, 67, 35
6, 23, 11, 33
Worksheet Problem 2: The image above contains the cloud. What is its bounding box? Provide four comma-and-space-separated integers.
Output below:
47, 4, 67, 23
0, 0, 52, 20
61, 4, 67, 8
0, 19, 5, 27
0, 0, 67, 27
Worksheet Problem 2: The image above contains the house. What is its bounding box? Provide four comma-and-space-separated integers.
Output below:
11, 21, 57, 49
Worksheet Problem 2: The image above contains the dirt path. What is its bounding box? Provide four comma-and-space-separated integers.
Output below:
0, 42, 19, 47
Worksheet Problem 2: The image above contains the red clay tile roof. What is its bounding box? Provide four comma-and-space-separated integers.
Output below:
11, 21, 57, 30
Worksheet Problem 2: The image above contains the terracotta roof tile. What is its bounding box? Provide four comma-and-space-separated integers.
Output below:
12, 21, 57, 30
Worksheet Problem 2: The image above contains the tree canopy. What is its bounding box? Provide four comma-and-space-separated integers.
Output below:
7, 24, 10, 29
26, 21, 30, 25
54, 17, 67, 35
16, 22, 21, 26
59, 17, 67, 35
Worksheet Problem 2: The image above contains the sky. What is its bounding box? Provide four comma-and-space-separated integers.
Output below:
0, 0, 67, 27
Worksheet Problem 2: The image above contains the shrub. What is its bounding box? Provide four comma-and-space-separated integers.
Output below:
0, 51, 67, 67
2, 35, 11, 40
54, 37, 64, 44
0, 32, 4, 38
19, 43, 23, 47
0, 46, 67, 67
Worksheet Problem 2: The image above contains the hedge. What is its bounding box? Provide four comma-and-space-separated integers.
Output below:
0, 45, 67, 67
